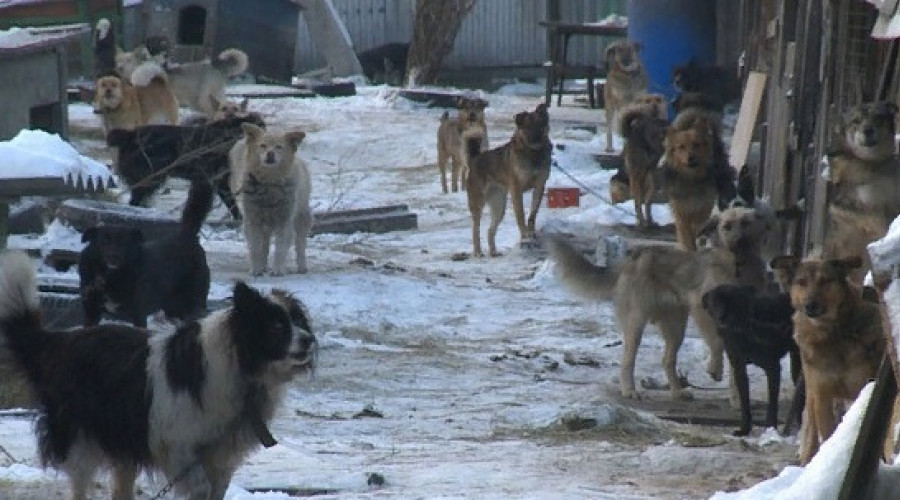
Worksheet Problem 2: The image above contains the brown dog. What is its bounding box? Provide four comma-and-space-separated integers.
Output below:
660, 122, 717, 251
93, 62, 178, 135
437, 97, 489, 193
823, 100, 900, 284
770, 254, 884, 464
467, 103, 551, 257
549, 205, 771, 401
620, 104, 667, 227
603, 41, 649, 152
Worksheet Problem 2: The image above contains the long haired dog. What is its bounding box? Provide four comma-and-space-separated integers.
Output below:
771, 254, 884, 464
619, 104, 667, 227
467, 103, 552, 257
436, 96, 489, 193
0, 250, 317, 500
823, 100, 900, 284
701, 284, 800, 436
603, 40, 649, 152
548, 205, 771, 401
229, 123, 312, 275
660, 119, 717, 251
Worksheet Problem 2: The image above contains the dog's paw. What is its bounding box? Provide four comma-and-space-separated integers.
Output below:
732, 427, 752, 437
621, 388, 642, 400
489, 251, 503, 257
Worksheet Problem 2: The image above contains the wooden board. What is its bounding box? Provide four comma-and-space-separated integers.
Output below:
729, 71, 768, 170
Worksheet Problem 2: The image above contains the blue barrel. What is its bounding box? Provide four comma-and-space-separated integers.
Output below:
627, 0, 717, 110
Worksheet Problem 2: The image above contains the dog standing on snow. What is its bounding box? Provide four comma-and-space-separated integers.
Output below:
229, 123, 312, 275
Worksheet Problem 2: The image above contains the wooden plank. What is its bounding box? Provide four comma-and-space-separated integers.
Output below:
729, 71, 768, 170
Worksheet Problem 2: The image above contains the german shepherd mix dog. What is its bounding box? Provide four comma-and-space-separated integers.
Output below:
603, 40, 649, 152
0, 250, 316, 500
107, 112, 266, 220
229, 123, 312, 276
619, 103, 668, 227
93, 63, 179, 135
78, 179, 214, 328
772, 255, 885, 464
437, 96, 489, 193
701, 284, 800, 436
823, 100, 900, 283
548, 205, 771, 401
467, 103, 552, 257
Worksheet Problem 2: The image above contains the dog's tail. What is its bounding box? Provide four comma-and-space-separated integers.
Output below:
214, 48, 249, 77
131, 61, 167, 87
546, 237, 618, 301
180, 179, 215, 236
0, 251, 52, 371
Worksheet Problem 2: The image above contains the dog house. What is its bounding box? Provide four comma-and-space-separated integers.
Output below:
139, 0, 301, 82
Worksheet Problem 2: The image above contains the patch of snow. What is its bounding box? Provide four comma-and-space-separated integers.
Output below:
0, 129, 113, 189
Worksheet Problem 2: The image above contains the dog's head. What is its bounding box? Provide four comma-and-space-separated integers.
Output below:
842, 100, 898, 161
82, 226, 143, 270
696, 206, 769, 253
455, 96, 488, 126
229, 282, 317, 381
143, 35, 170, 60
94, 75, 127, 110
701, 284, 757, 328
621, 110, 667, 155
241, 123, 305, 168
513, 102, 550, 148
605, 41, 644, 74
664, 127, 712, 177
632, 93, 668, 121
211, 97, 250, 120
770, 255, 862, 323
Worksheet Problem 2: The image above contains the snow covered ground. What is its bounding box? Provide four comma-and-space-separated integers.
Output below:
0, 82, 844, 499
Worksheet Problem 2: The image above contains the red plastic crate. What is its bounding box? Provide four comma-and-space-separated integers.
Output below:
546, 187, 580, 208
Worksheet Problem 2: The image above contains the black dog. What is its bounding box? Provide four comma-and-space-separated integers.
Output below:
78, 179, 214, 328
93, 18, 117, 78
106, 113, 265, 220
356, 42, 410, 85
701, 284, 801, 436
672, 58, 742, 112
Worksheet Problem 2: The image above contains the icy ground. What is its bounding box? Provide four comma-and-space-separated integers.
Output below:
0, 83, 803, 499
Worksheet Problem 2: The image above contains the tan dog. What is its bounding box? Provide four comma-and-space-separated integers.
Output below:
770, 255, 884, 464
467, 103, 551, 257
93, 63, 178, 134
619, 103, 667, 227
211, 96, 250, 120
436, 97, 489, 193
823, 100, 900, 283
603, 40, 649, 152
660, 121, 717, 251
229, 123, 312, 276
549, 205, 771, 401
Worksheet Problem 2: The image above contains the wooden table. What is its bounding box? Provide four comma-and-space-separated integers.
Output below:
539, 21, 628, 108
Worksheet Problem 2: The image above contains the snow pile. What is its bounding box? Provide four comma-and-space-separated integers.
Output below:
0, 129, 113, 190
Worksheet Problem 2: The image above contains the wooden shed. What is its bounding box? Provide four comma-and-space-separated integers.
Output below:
0, 0, 122, 77
0, 24, 90, 140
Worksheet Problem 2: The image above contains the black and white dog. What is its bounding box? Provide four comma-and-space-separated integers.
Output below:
0, 250, 316, 500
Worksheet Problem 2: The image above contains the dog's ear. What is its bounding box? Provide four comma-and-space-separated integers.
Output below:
82, 227, 97, 243
827, 256, 863, 277
476, 98, 489, 109
241, 122, 264, 141
695, 214, 720, 248
285, 131, 306, 150
534, 102, 549, 121
514, 111, 527, 127
232, 280, 268, 313
604, 44, 617, 71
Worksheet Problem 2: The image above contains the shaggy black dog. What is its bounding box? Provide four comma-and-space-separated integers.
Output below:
701, 284, 801, 436
78, 179, 214, 328
93, 18, 117, 77
106, 112, 265, 220
357, 42, 410, 85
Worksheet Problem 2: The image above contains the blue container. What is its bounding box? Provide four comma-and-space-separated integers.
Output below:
627, 0, 717, 111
